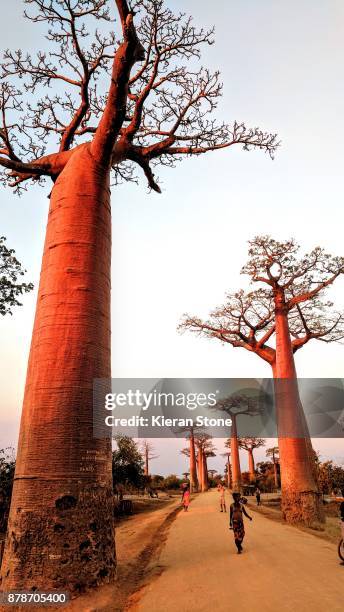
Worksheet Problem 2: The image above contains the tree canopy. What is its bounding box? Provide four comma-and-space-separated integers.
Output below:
112, 434, 144, 489
0, 0, 279, 193
180, 236, 344, 365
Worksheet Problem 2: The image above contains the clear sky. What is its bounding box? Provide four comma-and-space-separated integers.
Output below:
0, 0, 343, 474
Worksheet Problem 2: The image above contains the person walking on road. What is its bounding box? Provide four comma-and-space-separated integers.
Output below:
218, 482, 227, 512
255, 487, 261, 506
181, 485, 190, 512
229, 492, 252, 554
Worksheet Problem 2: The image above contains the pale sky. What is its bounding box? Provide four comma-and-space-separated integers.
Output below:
0, 0, 343, 473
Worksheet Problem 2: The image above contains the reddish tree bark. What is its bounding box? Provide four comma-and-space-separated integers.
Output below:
181, 236, 344, 524
0, 1, 278, 592
230, 416, 242, 492
1, 146, 114, 592
189, 429, 199, 493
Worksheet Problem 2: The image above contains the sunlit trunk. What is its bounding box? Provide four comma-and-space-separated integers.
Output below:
230, 415, 241, 492
0, 146, 115, 593
248, 448, 255, 483
273, 288, 324, 525
189, 429, 198, 493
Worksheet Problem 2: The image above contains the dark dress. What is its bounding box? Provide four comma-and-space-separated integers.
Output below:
230, 502, 252, 551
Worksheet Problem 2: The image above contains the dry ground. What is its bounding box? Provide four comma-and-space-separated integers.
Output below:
134, 489, 343, 612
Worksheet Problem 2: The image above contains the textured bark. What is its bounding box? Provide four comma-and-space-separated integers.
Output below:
248, 449, 255, 483
189, 430, 198, 493
0, 145, 115, 593
230, 416, 241, 492
273, 289, 324, 525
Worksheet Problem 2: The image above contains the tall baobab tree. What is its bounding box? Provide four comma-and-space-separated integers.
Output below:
266, 446, 280, 488
0, 236, 33, 315
180, 236, 344, 525
195, 434, 215, 492
140, 440, 158, 477
239, 438, 265, 483
178, 426, 199, 492
214, 395, 263, 492
0, 0, 278, 591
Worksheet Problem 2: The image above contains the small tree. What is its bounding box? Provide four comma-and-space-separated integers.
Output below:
180, 236, 344, 525
112, 435, 144, 490
266, 446, 280, 488
0, 449, 15, 534
239, 438, 265, 483
0, 237, 33, 315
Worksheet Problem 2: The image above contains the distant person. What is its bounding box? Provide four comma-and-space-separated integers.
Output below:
181, 485, 190, 512
229, 492, 252, 554
255, 487, 261, 506
218, 483, 227, 512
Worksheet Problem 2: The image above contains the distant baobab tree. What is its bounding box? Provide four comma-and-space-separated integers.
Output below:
195, 434, 216, 492
214, 394, 263, 492
0, 236, 33, 316
266, 446, 280, 488
179, 425, 199, 492
140, 439, 158, 476
222, 444, 232, 489
239, 438, 265, 483
0, 0, 278, 592
180, 236, 344, 525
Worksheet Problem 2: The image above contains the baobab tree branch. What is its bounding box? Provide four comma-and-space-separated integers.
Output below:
91, 3, 145, 163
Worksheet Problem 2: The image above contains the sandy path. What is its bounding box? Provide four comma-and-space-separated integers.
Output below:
136, 490, 343, 612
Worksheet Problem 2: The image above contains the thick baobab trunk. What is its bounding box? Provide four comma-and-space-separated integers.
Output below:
273, 289, 324, 525
189, 430, 198, 493
0, 146, 115, 593
230, 415, 241, 492
248, 448, 255, 483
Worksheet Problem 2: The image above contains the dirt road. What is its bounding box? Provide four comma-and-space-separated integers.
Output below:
136, 490, 343, 612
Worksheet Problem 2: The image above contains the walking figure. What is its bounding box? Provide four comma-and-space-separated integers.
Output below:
181, 485, 190, 512
218, 482, 227, 512
255, 487, 261, 506
229, 492, 252, 554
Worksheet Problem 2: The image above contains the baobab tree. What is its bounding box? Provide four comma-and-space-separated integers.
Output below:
266, 446, 280, 488
0, 236, 33, 315
222, 444, 232, 489
178, 426, 199, 492
214, 394, 263, 492
139, 440, 158, 477
239, 438, 265, 483
194, 434, 215, 492
0, 0, 278, 591
180, 236, 344, 525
